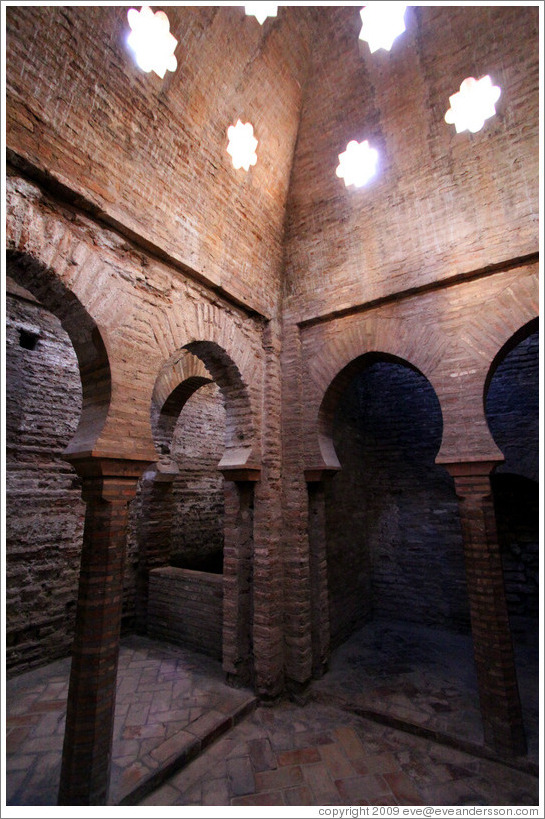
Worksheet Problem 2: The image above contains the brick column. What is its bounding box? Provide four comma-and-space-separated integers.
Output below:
221, 469, 259, 689
58, 457, 151, 805
134, 461, 178, 632
305, 470, 336, 679
446, 461, 526, 758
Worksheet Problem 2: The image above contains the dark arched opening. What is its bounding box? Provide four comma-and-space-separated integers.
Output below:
313, 354, 483, 747
484, 323, 539, 757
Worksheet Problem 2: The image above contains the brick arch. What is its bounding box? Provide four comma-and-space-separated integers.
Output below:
317, 350, 442, 471
153, 339, 260, 474
151, 351, 213, 455
483, 316, 539, 477
484, 317, 539, 400
6, 249, 111, 457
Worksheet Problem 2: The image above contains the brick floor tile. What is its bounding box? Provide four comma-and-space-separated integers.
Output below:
255, 765, 303, 792
335, 774, 392, 803
383, 771, 423, 805
5, 754, 36, 772
186, 710, 230, 744
319, 742, 357, 779
125, 702, 151, 727
22, 734, 64, 753
248, 737, 277, 772
302, 762, 342, 804
122, 723, 166, 741
177, 781, 203, 805
28, 700, 66, 713
138, 783, 181, 806
119, 761, 153, 795
202, 777, 230, 806
150, 730, 199, 765
357, 751, 401, 775
227, 755, 255, 796
277, 747, 321, 767
6, 769, 30, 803
6, 728, 31, 754
335, 726, 368, 760
231, 791, 286, 805
293, 730, 336, 748
283, 785, 314, 805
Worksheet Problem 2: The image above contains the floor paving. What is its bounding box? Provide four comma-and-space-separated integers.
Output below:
311, 617, 540, 763
5, 634, 256, 806
4, 619, 540, 809
137, 701, 539, 808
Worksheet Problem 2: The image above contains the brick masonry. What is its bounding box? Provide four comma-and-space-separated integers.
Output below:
147, 567, 223, 660
4, 3, 539, 799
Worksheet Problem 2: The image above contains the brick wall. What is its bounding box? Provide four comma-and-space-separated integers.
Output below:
5, 5, 313, 318
283, 5, 539, 323
325, 330, 539, 648
147, 567, 223, 660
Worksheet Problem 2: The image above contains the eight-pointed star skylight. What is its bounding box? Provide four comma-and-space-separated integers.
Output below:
127, 5, 178, 79
336, 140, 379, 188
359, 3, 407, 53
244, 4, 278, 25
444, 76, 501, 134
227, 120, 258, 171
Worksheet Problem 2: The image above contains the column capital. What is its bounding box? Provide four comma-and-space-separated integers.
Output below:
440, 459, 503, 479
63, 455, 153, 502
304, 467, 341, 483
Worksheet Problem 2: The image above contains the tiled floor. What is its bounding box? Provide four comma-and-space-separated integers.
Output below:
137, 701, 539, 807
312, 618, 540, 761
5, 634, 255, 806
4, 620, 540, 809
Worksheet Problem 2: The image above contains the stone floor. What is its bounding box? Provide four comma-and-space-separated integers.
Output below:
312, 617, 540, 762
138, 701, 539, 808
4, 620, 540, 809
5, 634, 256, 806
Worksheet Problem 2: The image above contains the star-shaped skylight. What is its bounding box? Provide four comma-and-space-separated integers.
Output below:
244, 4, 278, 26
227, 120, 258, 171
444, 76, 502, 134
359, 3, 407, 54
336, 139, 379, 188
127, 5, 178, 79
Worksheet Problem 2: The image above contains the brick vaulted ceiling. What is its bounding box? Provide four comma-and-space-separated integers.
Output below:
5, 5, 539, 323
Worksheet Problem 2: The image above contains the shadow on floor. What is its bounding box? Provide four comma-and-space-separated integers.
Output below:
310, 617, 539, 766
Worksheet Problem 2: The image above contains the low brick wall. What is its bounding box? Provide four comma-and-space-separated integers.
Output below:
147, 567, 223, 660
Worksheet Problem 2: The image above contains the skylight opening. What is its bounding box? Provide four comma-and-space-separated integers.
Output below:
244, 4, 278, 26
336, 139, 379, 188
227, 120, 258, 171
359, 3, 407, 54
444, 76, 502, 134
127, 5, 178, 79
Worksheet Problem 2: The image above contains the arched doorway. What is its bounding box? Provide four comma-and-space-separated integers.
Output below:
136, 342, 257, 685
325, 355, 468, 646
312, 353, 481, 746
484, 320, 539, 757
130, 364, 227, 660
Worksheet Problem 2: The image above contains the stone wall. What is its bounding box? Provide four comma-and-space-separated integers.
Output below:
5, 288, 84, 673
